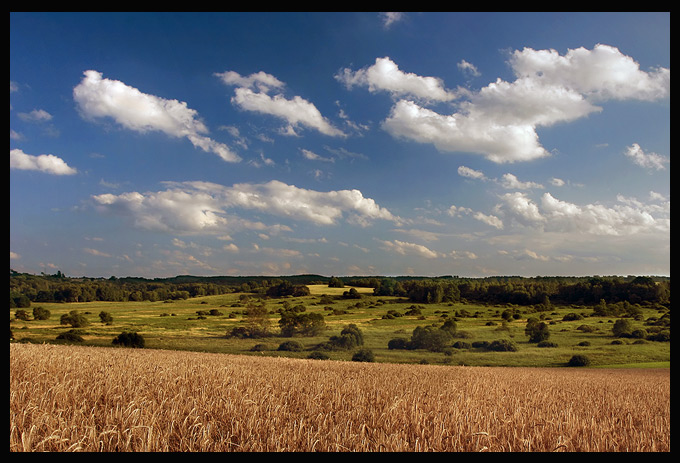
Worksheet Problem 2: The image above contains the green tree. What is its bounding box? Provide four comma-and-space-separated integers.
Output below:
32, 306, 51, 320
60, 310, 89, 328
328, 276, 344, 288
410, 325, 453, 352
245, 302, 271, 338
279, 311, 326, 337
525, 317, 550, 343
99, 311, 114, 324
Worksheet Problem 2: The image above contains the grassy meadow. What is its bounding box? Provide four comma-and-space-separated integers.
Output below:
9, 284, 670, 368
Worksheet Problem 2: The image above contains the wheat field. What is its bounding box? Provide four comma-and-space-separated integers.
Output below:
10, 343, 670, 452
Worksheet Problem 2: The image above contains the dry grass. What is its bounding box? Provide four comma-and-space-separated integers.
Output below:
10, 343, 670, 452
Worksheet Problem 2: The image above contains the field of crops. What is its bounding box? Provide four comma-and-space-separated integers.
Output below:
10, 343, 670, 452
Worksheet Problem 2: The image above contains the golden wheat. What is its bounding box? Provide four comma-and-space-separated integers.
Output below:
9, 343, 670, 452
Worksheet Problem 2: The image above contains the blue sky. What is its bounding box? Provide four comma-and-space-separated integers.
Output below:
10, 12, 670, 278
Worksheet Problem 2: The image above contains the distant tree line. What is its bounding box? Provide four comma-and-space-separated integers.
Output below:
372, 275, 669, 307
10, 270, 669, 308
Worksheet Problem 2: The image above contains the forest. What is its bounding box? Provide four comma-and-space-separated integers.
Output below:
10, 269, 669, 309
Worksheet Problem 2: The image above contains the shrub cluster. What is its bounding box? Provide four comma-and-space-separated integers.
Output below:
112, 331, 145, 348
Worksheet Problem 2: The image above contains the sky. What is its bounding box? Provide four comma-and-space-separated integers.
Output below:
10, 12, 670, 279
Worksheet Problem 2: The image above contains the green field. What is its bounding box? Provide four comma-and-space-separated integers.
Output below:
9, 285, 670, 368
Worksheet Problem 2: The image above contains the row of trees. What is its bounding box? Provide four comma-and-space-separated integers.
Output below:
10, 270, 669, 308
373, 275, 669, 307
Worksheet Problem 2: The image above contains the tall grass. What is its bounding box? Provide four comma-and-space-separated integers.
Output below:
10, 343, 669, 452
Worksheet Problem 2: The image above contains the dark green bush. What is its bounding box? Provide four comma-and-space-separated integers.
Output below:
387, 337, 409, 350
112, 331, 145, 348
487, 339, 518, 352
14, 309, 31, 321
56, 330, 84, 343
277, 340, 304, 352
452, 341, 471, 349
351, 349, 375, 362
567, 354, 591, 367
536, 341, 558, 348
612, 319, 633, 337
307, 351, 330, 360
646, 330, 670, 342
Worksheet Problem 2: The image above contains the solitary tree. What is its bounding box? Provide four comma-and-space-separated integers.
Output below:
525, 317, 550, 343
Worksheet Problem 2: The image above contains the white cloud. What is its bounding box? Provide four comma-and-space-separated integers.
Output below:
18, 109, 52, 122
509, 44, 670, 101
92, 188, 228, 233
220, 180, 399, 226
230, 87, 345, 137
301, 148, 334, 162
379, 45, 669, 163
494, 191, 669, 236
382, 99, 549, 163
458, 59, 481, 77
498, 192, 545, 226
92, 180, 399, 234
499, 173, 543, 190
378, 239, 440, 259
379, 12, 405, 29
214, 70, 285, 93
335, 57, 458, 103
218, 70, 345, 138
457, 165, 486, 180
10, 148, 77, 175
223, 243, 239, 253
73, 70, 240, 162
473, 212, 504, 230
624, 143, 669, 170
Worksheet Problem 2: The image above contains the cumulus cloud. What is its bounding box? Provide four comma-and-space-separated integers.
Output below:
214, 70, 285, 93
73, 70, 240, 162
217, 70, 345, 138
378, 239, 440, 259
92, 188, 228, 233
499, 173, 543, 190
335, 57, 458, 103
92, 180, 399, 234
10, 148, 77, 175
382, 99, 549, 163
473, 212, 504, 230
219, 180, 399, 226
378, 45, 669, 163
624, 143, 669, 170
494, 191, 669, 236
18, 109, 53, 123
508, 44, 670, 101
457, 165, 486, 180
